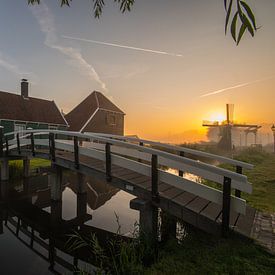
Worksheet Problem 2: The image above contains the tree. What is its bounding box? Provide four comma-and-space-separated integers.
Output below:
27, 0, 257, 45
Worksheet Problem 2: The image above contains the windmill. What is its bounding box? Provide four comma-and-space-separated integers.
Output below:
203, 104, 261, 151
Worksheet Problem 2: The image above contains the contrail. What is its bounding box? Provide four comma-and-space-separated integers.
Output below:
199, 75, 275, 98
30, 3, 107, 92
62, 35, 183, 57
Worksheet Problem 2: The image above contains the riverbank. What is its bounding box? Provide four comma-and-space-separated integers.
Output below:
146, 147, 275, 274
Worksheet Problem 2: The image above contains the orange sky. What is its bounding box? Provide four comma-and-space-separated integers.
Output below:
1, 1, 275, 144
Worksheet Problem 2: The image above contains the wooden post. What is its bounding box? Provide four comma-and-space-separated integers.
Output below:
1, 160, 9, 181
23, 159, 30, 178
105, 143, 112, 181
0, 126, 4, 157
151, 154, 159, 203
161, 210, 177, 241
74, 136, 79, 169
5, 136, 9, 156
179, 151, 185, 177
30, 132, 35, 156
222, 176, 231, 237
49, 133, 56, 162
16, 133, 21, 155
235, 166, 242, 198
51, 166, 62, 201
138, 141, 144, 162
130, 198, 158, 242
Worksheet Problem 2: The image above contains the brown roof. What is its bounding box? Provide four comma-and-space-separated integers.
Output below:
0, 90, 68, 126
65, 91, 125, 131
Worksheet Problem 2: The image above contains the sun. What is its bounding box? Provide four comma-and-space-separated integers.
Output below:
209, 112, 226, 123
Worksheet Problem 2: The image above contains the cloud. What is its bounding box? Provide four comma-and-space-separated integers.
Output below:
30, 3, 107, 92
0, 52, 35, 78
62, 35, 184, 57
199, 75, 275, 98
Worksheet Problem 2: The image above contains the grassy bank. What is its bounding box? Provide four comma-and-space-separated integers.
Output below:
234, 148, 275, 212
145, 147, 275, 274
146, 229, 275, 274
9, 158, 50, 179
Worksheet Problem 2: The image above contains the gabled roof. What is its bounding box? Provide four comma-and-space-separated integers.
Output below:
0, 90, 68, 126
65, 91, 125, 132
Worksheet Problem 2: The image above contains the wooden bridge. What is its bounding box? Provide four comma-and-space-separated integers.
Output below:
0, 128, 256, 238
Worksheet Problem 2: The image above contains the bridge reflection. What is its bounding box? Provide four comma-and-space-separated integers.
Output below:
0, 173, 124, 274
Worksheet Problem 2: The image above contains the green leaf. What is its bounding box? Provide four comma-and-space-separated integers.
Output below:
240, 0, 257, 30
224, 0, 228, 11
231, 11, 238, 42
225, 0, 233, 34
237, 23, 247, 45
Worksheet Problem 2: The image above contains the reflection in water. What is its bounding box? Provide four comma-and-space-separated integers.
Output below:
0, 171, 139, 274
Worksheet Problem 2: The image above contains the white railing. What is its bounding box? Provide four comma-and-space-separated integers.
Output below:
87, 132, 254, 170
2, 130, 253, 227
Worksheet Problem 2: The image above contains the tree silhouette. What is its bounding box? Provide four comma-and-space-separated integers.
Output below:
28, 0, 257, 44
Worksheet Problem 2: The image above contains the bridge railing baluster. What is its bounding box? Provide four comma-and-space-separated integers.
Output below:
0, 126, 3, 157
235, 165, 242, 198
30, 132, 35, 156
74, 136, 79, 169
151, 154, 159, 202
138, 141, 144, 163
17, 133, 21, 155
179, 151, 185, 177
222, 176, 231, 237
105, 142, 112, 181
5, 136, 9, 157
49, 133, 56, 162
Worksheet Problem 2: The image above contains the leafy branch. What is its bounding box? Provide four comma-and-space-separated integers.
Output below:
224, 0, 258, 45
28, 0, 257, 44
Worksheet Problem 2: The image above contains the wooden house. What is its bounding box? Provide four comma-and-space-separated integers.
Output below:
0, 79, 68, 137
65, 91, 125, 135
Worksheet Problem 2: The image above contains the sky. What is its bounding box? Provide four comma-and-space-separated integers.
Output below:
0, 0, 275, 143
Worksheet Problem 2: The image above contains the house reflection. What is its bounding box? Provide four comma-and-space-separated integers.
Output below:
0, 172, 122, 274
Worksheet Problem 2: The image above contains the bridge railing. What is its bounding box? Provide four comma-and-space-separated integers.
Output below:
2, 129, 254, 236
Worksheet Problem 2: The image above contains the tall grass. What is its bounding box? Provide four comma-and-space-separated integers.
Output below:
66, 214, 156, 274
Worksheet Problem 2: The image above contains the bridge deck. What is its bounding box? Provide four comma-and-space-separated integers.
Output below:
9, 148, 255, 238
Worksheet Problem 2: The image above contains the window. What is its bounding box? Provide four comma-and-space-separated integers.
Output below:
14, 124, 26, 137
106, 113, 116, 126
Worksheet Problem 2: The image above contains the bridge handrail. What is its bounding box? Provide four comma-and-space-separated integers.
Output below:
4, 129, 250, 185
88, 133, 254, 170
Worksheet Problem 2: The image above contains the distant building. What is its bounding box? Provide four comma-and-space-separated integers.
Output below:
65, 91, 125, 135
0, 79, 68, 137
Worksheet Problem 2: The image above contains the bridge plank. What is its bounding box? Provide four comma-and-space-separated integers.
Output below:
200, 202, 222, 222
172, 192, 197, 207
185, 197, 210, 213
160, 187, 184, 200
233, 206, 256, 237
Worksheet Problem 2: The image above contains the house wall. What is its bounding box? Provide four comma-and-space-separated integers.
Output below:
0, 119, 68, 139
83, 110, 124, 135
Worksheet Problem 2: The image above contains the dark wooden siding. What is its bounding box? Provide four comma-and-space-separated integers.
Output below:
83, 110, 124, 135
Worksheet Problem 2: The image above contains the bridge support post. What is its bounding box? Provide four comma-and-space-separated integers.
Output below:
76, 173, 87, 218
161, 210, 177, 241
1, 160, 9, 181
50, 200, 62, 226
50, 166, 63, 201
23, 158, 30, 178
0, 208, 3, 235
130, 198, 158, 241
76, 173, 87, 194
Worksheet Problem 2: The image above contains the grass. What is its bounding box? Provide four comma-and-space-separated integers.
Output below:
145, 147, 275, 274
233, 148, 275, 212
146, 228, 275, 274
8, 158, 50, 179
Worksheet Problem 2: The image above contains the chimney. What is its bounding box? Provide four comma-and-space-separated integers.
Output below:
21, 79, 29, 98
